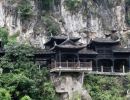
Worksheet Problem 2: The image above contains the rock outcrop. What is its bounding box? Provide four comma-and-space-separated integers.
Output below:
51, 73, 92, 100
0, 0, 129, 47
0, 1, 130, 99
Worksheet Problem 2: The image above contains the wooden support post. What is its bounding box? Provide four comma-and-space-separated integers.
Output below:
67, 60, 68, 68
112, 59, 114, 73
129, 57, 130, 72
78, 61, 80, 68
96, 60, 98, 72
123, 65, 125, 73
111, 66, 114, 73
59, 52, 61, 68
101, 66, 103, 72
55, 60, 56, 68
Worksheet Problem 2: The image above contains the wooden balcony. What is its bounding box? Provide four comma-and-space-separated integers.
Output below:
92, 65, 128, 76
50, 61, 92, 72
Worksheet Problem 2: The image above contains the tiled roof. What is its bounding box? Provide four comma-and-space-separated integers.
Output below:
92, 37, 120, 43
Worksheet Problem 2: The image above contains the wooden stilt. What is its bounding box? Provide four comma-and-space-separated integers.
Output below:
123, 65, 125, 73
101, 66, 103, 72
111, 66, 114, 73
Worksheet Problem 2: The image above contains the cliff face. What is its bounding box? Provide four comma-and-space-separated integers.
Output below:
0, 0, 129, 99
0, 0, 129, 48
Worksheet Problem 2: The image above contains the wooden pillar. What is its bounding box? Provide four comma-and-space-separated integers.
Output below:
77, 54, 80, 68
123, 65, 125, 73
54, 60, 56, 68
96, 59, 98, 72
129, 57, 130, 72
67, 60, 68, 68
101, 65, 103, 72
59, 51, 62, 68
55, 54, 57, 68
111, 66, 114, 73
79, 60, 80, 68
111, 59, 114, 73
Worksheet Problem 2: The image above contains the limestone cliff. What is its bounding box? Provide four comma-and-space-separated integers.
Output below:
51, 73, 92, 100
0, 0, 129, 47
0, 1, 129, 99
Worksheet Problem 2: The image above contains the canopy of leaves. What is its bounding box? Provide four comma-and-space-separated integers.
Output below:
64, 0, 82, 13
17, 0, 32, 20
20, 95, 31, 100
0, 43, 57, 100
84, 74, 130, 100
0, 88, 11, 100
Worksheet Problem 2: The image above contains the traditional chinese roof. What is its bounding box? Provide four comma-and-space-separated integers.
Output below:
91, 37, 120, 44
44, 34, 80, 46
50, 39, 86, 51
113, 47, 130, 53
78, 48, 98, 55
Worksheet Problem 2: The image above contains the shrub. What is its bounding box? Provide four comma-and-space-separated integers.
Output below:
0, 28, 8, 45
126, 0, 130, 25
0, 88, 11, 100
18, 0, 32, 20
0, 43, 57, 100
42, 15, 61, 36
41, 0, 53, 11
64, 0, 82, 12
8, 32, 19, 43
84, 75, 126, 100
20, 95, 31, 100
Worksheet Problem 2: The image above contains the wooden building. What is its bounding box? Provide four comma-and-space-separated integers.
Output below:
35, 34, 130, 75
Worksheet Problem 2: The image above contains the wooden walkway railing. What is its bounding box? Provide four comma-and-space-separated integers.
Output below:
50, 61, 92, 72
51, 61, 92, 68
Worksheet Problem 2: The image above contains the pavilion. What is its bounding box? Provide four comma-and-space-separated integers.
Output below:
35, 34, 130, 75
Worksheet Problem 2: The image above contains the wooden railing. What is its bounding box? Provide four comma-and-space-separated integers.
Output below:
51, 61, 92, 69
94, 65, 126, 73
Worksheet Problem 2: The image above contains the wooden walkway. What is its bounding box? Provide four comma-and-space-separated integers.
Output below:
88, 71, 127, 76
50, 68, 128, 76
50, 67, 92, 72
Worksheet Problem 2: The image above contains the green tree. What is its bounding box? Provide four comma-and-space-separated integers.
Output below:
0, 88, 11, 100
84, 75, 126, 100
18, 0, 32, 20
65, 0, 82, 12
20, 95, 31, 100
0, 43, 57, 100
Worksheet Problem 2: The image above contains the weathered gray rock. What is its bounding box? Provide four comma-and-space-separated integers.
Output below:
51, 73, 92, 100
0, 0, 129, 47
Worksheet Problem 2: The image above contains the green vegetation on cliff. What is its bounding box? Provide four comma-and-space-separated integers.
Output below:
84, 74, 130, 100
17, 0, 33, 20
0, 42, 57, 100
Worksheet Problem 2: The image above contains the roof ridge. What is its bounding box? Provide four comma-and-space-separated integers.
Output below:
59, 38, 77, 46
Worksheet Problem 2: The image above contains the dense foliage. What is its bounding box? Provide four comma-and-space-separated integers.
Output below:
84, 74, 130, 100
42, 15, 61, 36
64, 0, 82, 12
41, 0, 53, 11
17, 0, 33, 20
0, 28, 8, 45
126, 0, 130, 25
0, 43, 57, 100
